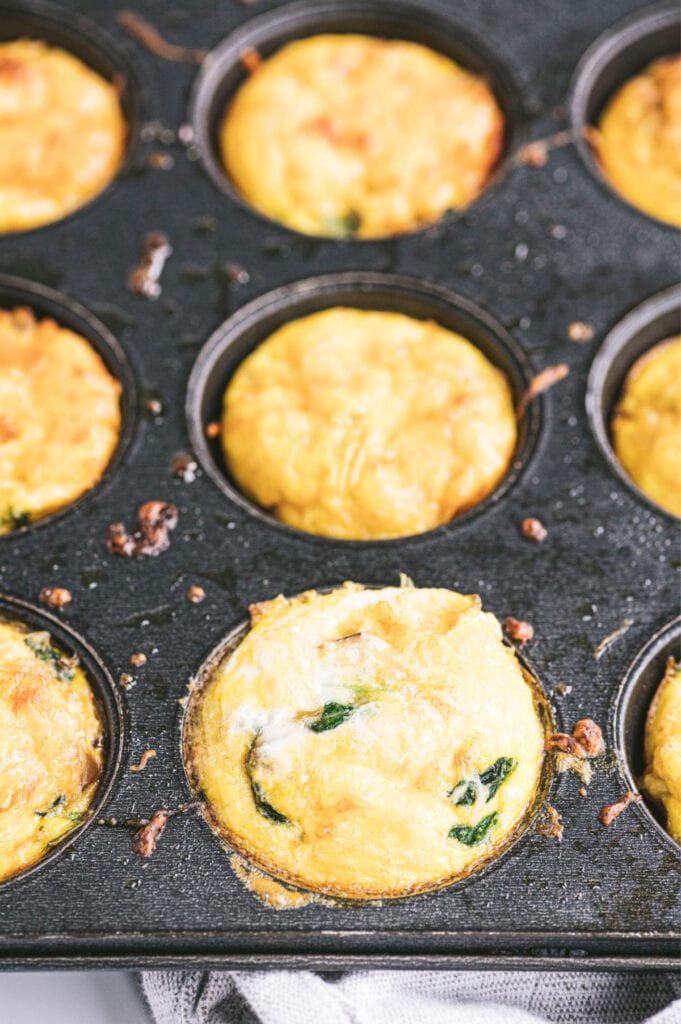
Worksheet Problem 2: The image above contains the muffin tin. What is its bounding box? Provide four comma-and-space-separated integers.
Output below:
0, 0, 679, 970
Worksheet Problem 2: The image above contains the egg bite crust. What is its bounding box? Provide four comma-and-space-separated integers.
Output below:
643, 657, 681, 844
0, 619, 104, 882
222, 308, 517, 540
592, 55, 681, 227
185, 583, 547, 899
611, 336, 681, 518
0, 39, 126, 233
0, 307, 122, 532
220, 35, 504, 239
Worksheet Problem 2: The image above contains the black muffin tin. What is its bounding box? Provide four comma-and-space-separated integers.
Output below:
0, 0, 679, 971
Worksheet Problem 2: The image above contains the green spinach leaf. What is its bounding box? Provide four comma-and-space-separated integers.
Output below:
448, 811, 498, 846
307, 702, 356, 733
480, 757, 517, 801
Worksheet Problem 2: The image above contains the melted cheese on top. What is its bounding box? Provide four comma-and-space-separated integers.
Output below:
0, 307, 122, 532
612, 337, 681, 518
186, 583, 547, 899
0, 619, 104, 882
643, 657, 681, 844
222, 308, 517, 540
221, 35, 504, 238
593, 55, 681, 227
0, 39, 126, 233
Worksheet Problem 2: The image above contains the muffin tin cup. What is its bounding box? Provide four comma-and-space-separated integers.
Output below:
0, 0, 150, 237
186, 272, 542, 545
586, 285, 680, 521
189, 0, 526, 242
613, 615, 681, 855
0, 274, 139, 537
180, 582, 555, 902
569, 1, 680, 228
0, 594, 124, 890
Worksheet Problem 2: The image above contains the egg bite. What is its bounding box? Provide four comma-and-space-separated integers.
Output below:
611, 336, 681, 517
0, 39, 126, 233
642, 656, 681, 844
0, 306, 122, 532
0, 619, 104, 882
185, 582, 548, 899
222, 307, 517, 540
220, 35, 504, 238
591, 55, 681, 227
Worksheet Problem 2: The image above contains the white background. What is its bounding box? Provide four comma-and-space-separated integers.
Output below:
0, 972, 151, 1022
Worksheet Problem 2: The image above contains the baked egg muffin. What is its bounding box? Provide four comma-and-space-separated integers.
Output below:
0, 39, 126, 233
185, 582, 548, 899
0, 619, 104, 882
220, 35, 504, 238
642, 656, 681, 844
591, 55, 681, 227
222, 308, 517, 540
0, 306, 122, 532
611, 336, 681, 517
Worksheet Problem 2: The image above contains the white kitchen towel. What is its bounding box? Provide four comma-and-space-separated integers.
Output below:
142, 969, 681, 1024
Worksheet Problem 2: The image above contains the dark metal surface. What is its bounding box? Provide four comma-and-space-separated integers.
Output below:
0, 0, 679, 970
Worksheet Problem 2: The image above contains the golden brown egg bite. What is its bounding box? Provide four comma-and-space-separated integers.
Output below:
0, 39, 126, 233
220, 35, 504, 238
222, 308, 517, 540
0, 306, 122, 532
590, 55, 681, 227
611, 336, 681, 517
185, 582, 547, 899
0, 619, 104, 882
642, 656, 681, 844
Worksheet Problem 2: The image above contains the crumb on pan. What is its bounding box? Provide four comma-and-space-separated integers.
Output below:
38, 587, 72, 610
128, 232, 173, 300
517, 364, 570, 418
188, 585, 206, 604
600, 791, 641, 827
546, 719, 603, 759
130, 749, 156, 772
131, 809, 168, 856
239, 47, 262, 74
567, 321, 594, 343
104, 501, 178, 558
521, 517, 547, 542
131, 652, 147, 667
593, 619, 633, 660
116, 10, 207, 63
504, 617, 534, 644
535, 804, 563, 841
205, 421, 220, 439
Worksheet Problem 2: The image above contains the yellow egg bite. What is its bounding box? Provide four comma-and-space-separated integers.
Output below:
185, 583, 547, 899
0, 39, 126, 233
223, 308, 517, 540
611, 336, 681, 517
0, 306, 122, 532
220, 35, 504, 238
0, 619, 104, 882
592, 55, 681, 227
642, 656, 681, 844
